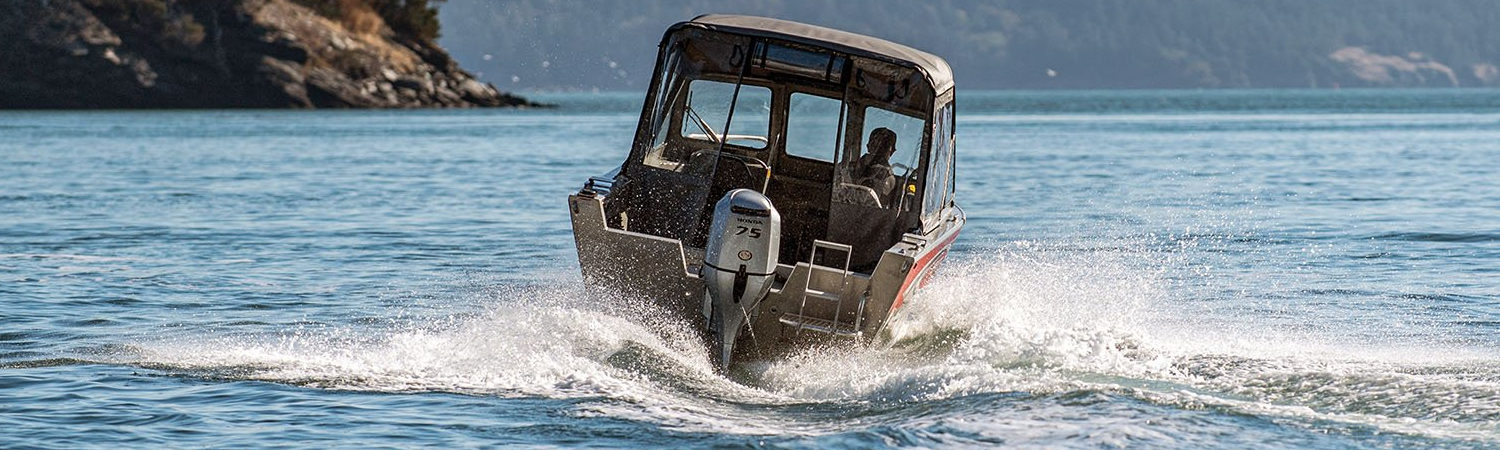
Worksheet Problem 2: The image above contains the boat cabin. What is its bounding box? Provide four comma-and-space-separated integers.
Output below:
603, 15, 957, 272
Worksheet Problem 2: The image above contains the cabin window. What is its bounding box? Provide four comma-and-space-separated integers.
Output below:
785, 92, 844, 162
923, 102, 955, 224
763, 44, 845, 84
678, 80, 772, 149
839, 105, 924, 210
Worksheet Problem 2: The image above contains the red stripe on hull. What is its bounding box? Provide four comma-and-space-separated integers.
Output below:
890, 227, 961, 311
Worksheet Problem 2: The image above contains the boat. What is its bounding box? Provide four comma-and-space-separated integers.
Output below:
567, 14, 962, 371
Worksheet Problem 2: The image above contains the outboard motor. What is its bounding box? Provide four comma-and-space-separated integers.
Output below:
701, 188, 781, 371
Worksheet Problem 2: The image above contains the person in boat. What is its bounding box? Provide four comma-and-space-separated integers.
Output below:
851, 127, 898, 200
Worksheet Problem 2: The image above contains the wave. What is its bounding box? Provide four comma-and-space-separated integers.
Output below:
0, 253, 142, 263
1368, 232, 1500, 243
113, 242, 1500, 443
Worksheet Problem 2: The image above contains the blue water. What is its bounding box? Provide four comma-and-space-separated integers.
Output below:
2, 90, 1498, 447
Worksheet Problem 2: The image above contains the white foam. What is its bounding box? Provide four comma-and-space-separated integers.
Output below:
748, 241, 1500, 440
122, 242, 1500, 442
125, 286, 808, 434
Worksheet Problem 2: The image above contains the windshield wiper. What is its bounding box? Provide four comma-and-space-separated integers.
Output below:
684, 104, 722, 144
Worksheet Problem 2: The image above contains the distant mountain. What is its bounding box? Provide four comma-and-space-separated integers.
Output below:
436, 0, 1500, 91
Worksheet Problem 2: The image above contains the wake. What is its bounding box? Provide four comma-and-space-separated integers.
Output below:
119, 240, 1500, 441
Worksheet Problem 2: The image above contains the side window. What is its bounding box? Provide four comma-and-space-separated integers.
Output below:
678, 80, 771, 149
923, 103, 954, 221
839, 106, 924, 209
785, 92, 843, 161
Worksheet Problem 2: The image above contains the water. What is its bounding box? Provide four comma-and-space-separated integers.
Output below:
2, 90, 1498, 447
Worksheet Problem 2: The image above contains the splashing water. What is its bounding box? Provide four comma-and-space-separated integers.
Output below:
119, 239, 1500, 444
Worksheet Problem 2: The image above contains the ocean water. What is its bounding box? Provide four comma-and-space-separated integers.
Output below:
2, 89, 1498, 447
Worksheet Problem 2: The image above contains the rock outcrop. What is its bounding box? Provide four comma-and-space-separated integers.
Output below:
1329, 47, 1462, 88
0, 0, 540, 108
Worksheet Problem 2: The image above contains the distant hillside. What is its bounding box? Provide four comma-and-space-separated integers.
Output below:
437, 0, 1500, 90
0, 0, 537, 108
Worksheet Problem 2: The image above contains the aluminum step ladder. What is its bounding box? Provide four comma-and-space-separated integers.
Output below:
778, 240, 865, 337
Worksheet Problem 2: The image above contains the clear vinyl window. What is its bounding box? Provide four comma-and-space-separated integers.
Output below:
923, 102, 955, 222
678, 79, 772, 149
838, 105, 924, 210
785, 92, 844, 161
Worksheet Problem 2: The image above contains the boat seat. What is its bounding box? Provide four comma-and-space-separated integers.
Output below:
832, 183, 882, 209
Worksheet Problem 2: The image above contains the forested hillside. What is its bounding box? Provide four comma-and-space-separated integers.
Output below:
437, 0, 1500, 90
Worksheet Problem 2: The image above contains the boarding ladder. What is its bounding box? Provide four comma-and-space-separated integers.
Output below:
778, 240, 865, 337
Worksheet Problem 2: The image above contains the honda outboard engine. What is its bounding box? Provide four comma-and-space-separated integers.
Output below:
701, 188, 781, 371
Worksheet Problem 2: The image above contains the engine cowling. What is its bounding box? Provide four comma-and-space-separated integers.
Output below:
701, 189, 780, 371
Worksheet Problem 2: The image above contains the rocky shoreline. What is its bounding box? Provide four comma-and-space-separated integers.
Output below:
0, 0, 542, 109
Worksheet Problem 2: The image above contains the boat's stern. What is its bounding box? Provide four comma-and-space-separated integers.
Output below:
570, 173, 965, 369
568, 187, 704, 322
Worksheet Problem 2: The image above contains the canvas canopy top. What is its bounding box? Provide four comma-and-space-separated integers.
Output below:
669, 14, 954, 94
